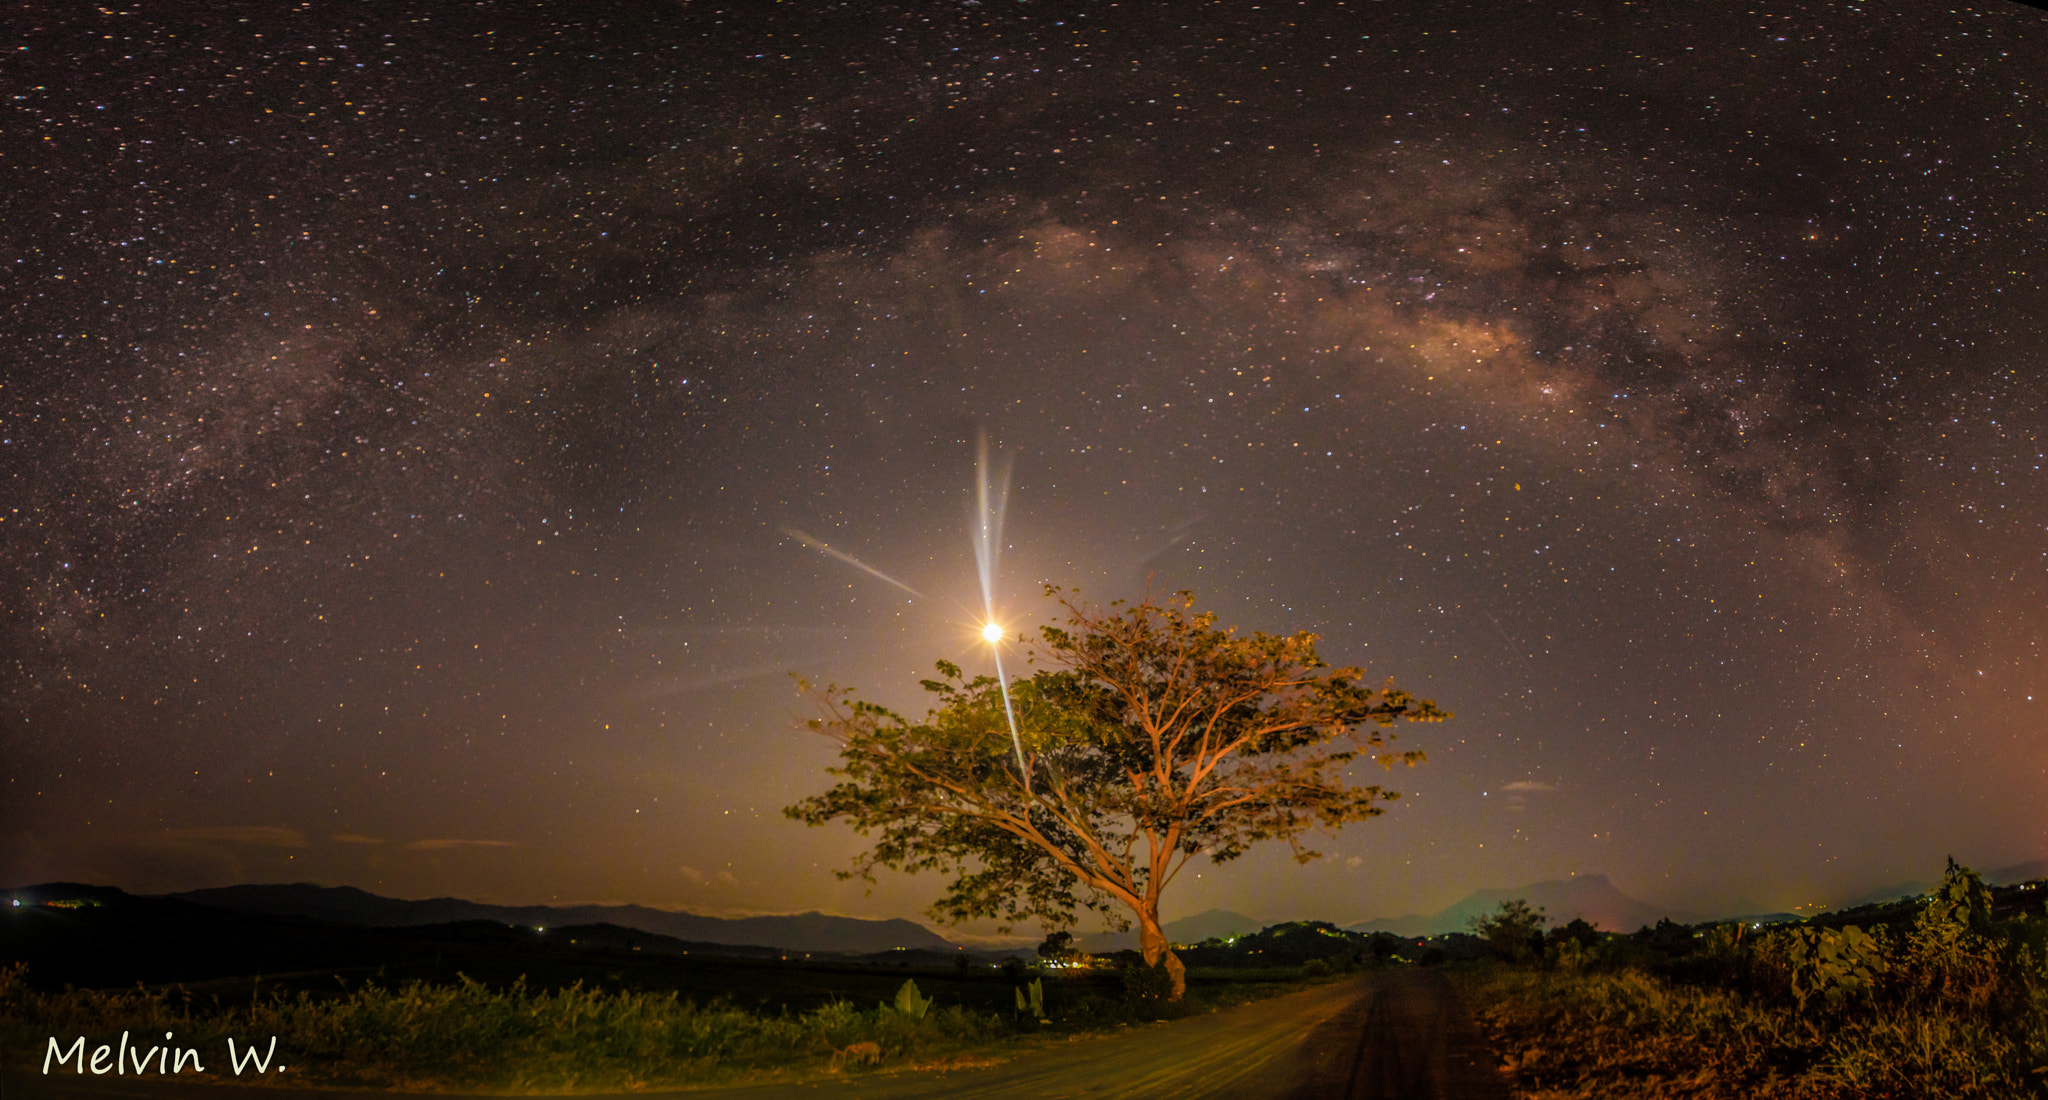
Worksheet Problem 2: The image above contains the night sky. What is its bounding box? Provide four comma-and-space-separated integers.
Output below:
6, 0, 2045, 939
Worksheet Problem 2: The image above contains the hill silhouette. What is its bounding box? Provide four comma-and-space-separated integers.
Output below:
170, 882, 955, 954
1075, 908, 1267, 952
1347, 873, 1696, 936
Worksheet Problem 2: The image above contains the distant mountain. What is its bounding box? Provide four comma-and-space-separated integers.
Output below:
170, 883, 955, 954
1076, 908, 1266, 952
530, 922, 783, 959
1166, 908, 1269, 943
1721, 911, 1804, 928
1348, 874, 1692, 937
1987, 858, 2048, 886
1840, 881, 1934, 910
1837, 858, 2047, 908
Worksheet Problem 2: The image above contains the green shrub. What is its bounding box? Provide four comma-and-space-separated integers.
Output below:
1552, 937, 1597, 973
1013, 977, 1046, 1022
890, 979, 931, 1020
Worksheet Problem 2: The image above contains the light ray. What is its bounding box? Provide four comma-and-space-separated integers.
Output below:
971, 429, 1028, 791
780, 527, 924, 599
972, 429, 1012, 626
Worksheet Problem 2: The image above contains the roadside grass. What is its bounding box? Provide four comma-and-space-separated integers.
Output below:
0, 958, 1321, 1092
1460, 965, 2048, 1099
4, 964, 1007, 1092
1459, 966, 1832, 1098
1451, 862, 2048, 1099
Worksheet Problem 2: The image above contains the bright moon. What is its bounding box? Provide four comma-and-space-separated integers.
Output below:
982, 622, 1003, 642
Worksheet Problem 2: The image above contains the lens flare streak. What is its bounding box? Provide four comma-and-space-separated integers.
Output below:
972, 431, 1028, 792
780, 527, 924, 600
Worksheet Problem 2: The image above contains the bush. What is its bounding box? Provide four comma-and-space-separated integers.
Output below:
1365, 932, 1404, 962
1119, 958, 1175, 1004
1546, 917, 1600, 950
1459, 860, 2048, 1099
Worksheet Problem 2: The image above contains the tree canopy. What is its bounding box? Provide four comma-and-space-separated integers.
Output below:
786, 587, 1445, 998
1471, 898, 1550, 962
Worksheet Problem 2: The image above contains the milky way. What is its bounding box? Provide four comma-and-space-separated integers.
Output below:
5, 0, 2044, 926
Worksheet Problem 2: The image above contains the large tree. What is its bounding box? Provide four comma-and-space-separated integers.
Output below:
786, 588, 1444, 999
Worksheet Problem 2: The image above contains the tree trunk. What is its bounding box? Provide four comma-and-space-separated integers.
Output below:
1137, 909, 1188, 1001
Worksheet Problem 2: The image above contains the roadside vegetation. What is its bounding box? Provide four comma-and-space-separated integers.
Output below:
0, 939, 1330, 1092
3, 961, 1014, 1092
1452, 861, 2048, 1099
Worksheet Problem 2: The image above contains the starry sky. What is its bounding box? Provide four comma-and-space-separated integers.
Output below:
5, 0, 2045, 936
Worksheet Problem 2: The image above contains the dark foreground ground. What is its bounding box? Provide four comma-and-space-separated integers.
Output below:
1296, 969, 1510, 1100
3, 970, 1507, 1100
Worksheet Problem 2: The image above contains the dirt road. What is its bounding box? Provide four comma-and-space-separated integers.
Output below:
6, 970, 1508, 1100
1286, 969, 1511, 1100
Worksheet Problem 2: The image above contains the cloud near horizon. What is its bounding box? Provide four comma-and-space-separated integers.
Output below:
404, 839, 514, 852
679, 866, 739, 887
2, 826, 311, 892
165, 826, 308, 848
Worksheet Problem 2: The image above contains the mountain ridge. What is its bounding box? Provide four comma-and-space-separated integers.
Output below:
168, 882, 956, 954
1347, 873, 1697, 937
1074, 907, 1267, 952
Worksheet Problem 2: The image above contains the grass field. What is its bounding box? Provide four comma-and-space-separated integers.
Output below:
1, 952, 1309, 1092
1, 889, 1350, 1091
